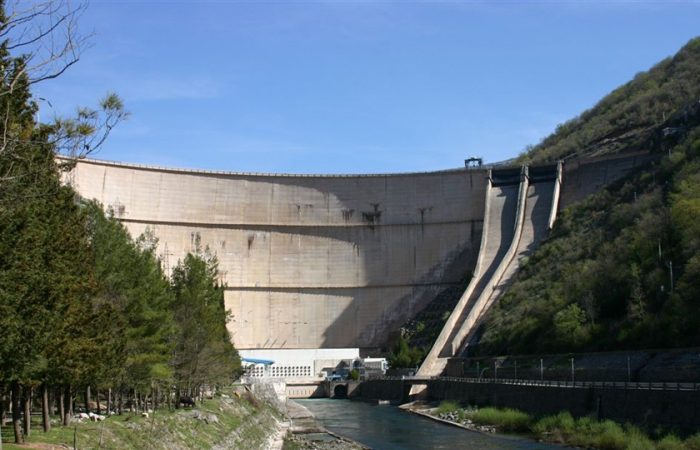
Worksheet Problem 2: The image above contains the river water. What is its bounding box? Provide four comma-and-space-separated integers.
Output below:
296, 399, 560, 450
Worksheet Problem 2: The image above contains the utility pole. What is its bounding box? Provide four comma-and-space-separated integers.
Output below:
669, 261, 674, 292
540, 358, 544, 381
570, 358, 575, 383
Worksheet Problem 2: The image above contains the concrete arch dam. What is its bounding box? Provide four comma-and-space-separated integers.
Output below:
64, 153, 650, 354
65, 159, 488, 351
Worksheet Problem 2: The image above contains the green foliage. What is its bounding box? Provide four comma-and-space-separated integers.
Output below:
348, 369, 360, 381
657, 435, 687, 450
171, 253, 241, 391
684, 434, 700, 450
86, 204, 175, 390
552, 304, 589, 348
471, 407, 530, 433
388, 334, 424, 368
435, 400, 460, 415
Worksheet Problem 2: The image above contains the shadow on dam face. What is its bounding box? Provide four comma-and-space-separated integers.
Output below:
66, 159, 491, 351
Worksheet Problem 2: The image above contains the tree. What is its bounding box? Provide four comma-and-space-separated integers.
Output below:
0, 0, 125, 441
171, 253, 240, 398
388, 334, 424, 369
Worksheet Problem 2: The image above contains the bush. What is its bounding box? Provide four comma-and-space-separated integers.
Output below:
657, 435, 686, 450
435, 400, 460, 415
591, 420, 627, 450
685, 434, 700, 450
472, 407, 531, 433
623, 425, 655, 450
532, 411, 576, 437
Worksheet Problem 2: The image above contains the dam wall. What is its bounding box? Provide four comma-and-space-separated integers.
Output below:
65, 151, 650, 355
65, 159, 489, 350
559, 151, 657, 208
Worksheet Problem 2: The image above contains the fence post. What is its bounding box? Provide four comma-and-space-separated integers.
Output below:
570, 358, 575, 383
540, 358, 544, 381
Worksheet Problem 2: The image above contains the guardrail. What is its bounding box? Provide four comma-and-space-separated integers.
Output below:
374, 376, 700, 391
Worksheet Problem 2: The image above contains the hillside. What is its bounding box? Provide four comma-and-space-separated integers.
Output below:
470, 37, 700, 356
519, 37, 700, 164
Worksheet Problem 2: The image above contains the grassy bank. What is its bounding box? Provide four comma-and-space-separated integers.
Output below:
0, 389, 281, 450
433, 401, 700, 450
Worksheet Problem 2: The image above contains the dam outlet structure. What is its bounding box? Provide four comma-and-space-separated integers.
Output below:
64, 152, 653, 381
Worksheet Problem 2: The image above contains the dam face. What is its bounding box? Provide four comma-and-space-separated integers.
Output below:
66, 160, 489, 351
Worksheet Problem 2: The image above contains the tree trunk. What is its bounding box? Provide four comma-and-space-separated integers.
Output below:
117, 389, 122, 415
1, 391, 6, 429
62, 386, 71, 426
154, 386, 159, 411
96, 388, 101, 414
41, 384, 50, 433
58, 387, 65, 425
48, 388, 55, 417
85, 385, 91, 414
22, 385, 31, 437
106, 388, 112, 416
11, 382, 23, 444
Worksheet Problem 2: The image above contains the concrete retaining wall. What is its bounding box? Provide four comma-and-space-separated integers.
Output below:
357, 379, 406, 401
427, 379, 700, 431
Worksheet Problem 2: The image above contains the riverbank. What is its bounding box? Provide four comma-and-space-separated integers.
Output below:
414, 400, 700, 450
0, 387, 280, 450
282, 400, 368, 450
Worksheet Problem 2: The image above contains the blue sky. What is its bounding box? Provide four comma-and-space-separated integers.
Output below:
33, 1, 700, 174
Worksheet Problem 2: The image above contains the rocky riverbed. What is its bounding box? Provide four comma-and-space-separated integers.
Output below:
283, 400, 368, 450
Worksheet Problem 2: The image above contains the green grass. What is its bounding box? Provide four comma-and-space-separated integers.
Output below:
470, 407, 530, 433
0, 389, 281, 450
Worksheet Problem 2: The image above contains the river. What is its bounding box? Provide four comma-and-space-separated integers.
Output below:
296, 399, 561, 450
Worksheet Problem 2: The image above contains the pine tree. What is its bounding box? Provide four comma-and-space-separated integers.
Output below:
171, 253, 240, 398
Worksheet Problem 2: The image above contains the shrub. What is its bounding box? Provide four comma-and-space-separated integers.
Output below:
684, 434, 700, 450
435, 400, 460, 415
472, 407, 531, 432
657, 435, 686, 450
591, 420, 627, 450
532, 411, 576, 438
623, 424, 655, 450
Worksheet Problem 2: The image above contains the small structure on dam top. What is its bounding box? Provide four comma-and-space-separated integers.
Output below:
64, 151, 654, 380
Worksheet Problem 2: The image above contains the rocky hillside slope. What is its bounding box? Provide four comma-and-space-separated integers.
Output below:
471, 37, 700, 356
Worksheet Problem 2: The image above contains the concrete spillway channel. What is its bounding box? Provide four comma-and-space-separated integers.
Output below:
415, 164, 561, 384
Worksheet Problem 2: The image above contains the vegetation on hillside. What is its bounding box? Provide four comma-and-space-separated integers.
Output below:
473, 37, 700, 355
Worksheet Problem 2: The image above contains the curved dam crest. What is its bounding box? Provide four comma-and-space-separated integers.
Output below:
65, 159, 487, 351
64, 153, 653, 361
